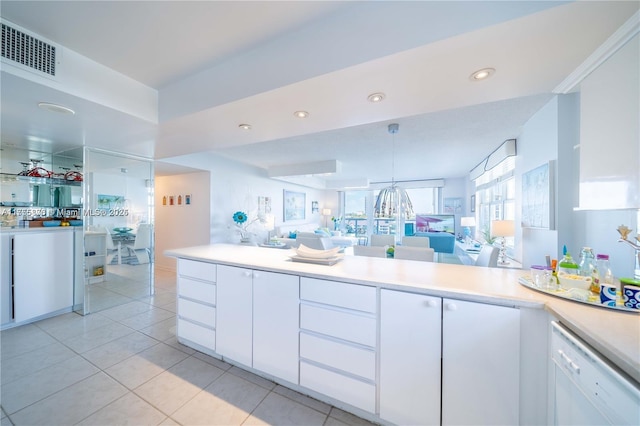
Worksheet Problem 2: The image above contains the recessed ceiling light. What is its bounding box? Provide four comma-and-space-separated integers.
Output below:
294, 111, 309, 118
469, 68, 495, 81
238, 124, 251, 130
367, 92, 386, 103
37, 102, 75, 115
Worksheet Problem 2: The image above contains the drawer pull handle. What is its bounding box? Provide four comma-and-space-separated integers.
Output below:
445, 303, 457, 311
426, 300, 437, 308
243, 271, 252, 278
253, 272, 260, 279
570, 361, 580, 374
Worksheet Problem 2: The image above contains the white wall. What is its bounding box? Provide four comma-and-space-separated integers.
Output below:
516, 92, 639, 277
161, 152, 330, 245
516, 97, 563, 267
155, 171, 210, 271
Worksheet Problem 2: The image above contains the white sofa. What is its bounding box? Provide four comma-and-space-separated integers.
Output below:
275, 223, 357, 248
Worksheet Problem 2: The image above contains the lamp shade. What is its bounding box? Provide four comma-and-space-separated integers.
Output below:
322, 208, 332, 216
491, 220, 515, 237
461, 216, 476, 227
264, 214, 275, 231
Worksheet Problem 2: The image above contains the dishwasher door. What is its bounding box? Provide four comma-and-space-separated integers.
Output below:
551, 322, 640, 426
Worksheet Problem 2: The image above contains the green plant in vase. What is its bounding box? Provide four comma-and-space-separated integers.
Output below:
482, 227, 497, 245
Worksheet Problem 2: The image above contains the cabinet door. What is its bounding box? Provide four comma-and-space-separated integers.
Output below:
379, 289, 441, 426
253, 271, 299, 384
14, 231, 73, 322
216, 265, 252, 366
442, 299, 520, 426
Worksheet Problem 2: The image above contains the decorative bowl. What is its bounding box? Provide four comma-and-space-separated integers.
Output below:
42, 220, 61, 227
296, 244, 341, 259
557, 272, 592, 291
113, 227, 133, 233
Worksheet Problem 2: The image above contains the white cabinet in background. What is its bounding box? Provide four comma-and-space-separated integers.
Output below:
579, 33, 639, 209
13, 231, 74, 323
1, 234, 13, 325
299, 277, 377, 413
379, 289, 441, 426
442, 298, 520, 426
216, 264, 299, 383
216, 265, 253, 366
380, 291, 521, 426
253, 270, 299, 384
176, 259, 217, 354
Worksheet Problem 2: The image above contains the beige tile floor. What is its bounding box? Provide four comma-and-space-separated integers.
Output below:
0, 268, 377, 426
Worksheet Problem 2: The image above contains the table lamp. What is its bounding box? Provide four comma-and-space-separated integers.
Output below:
491, 219, 515, 265
322, 208, 332, 228
264, 214, 275, 242
460, 216, 476, 242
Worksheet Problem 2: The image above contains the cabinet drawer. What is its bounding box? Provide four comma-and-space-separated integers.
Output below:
178, 277, 216, 305
300, 304, 376, 347
300, 361, 375, 414
178, 298, 216, 327
300, 277, 376, 313
300, 332, 375, 381
179, 259, 216, 282
178, 318, 215, 351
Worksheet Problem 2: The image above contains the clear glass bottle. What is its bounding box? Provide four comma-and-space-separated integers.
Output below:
558, 252, 579, 275
578, 247, 595, 276
596, 254, 613, 285
578, 247, 599, 294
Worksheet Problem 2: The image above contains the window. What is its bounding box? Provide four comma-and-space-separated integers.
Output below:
342, 187, 438, 236
474, 157, 515, 252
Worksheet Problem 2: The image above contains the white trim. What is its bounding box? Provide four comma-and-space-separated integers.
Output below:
554, 10, 640, 94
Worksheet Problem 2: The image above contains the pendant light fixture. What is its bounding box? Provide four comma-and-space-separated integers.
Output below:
374, 123, 414, 242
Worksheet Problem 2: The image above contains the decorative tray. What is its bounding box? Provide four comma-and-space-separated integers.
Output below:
290, 254, 344, 266
518, 277, 639, 313
259, 242, 287, 249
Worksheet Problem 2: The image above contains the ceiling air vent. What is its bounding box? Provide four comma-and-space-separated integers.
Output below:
1, 23, 56, 76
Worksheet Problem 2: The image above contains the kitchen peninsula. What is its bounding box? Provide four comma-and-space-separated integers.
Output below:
166, 244, 639, 425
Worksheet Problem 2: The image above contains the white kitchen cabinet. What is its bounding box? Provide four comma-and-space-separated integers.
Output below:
216, 264, 299, 382
380, 291, 521, 426
379, 289, 441, 426
252, 270, 299, 384
442, 298, 520, 426
13, 230, 74, 323
579, 33, 639, 209
216, 264, 253, 367
1, 233, 13, 326
299, 277, 377, 413
177, 259, 217, 353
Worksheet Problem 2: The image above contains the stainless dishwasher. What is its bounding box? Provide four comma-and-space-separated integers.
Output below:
551, 321, 640, 425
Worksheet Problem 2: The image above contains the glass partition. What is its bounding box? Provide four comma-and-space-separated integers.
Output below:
76, 148, 154, 315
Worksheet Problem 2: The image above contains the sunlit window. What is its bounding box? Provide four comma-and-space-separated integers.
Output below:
474, 157, 515, 252
341, 188, 437, 236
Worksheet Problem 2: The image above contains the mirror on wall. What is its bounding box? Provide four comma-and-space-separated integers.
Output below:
77, 148, 154, 315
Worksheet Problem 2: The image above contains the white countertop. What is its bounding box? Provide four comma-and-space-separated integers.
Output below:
165, 244, 640, 384
1, 226, 79, 233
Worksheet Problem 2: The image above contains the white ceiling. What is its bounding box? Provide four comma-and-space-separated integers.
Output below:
1, 1, 638, 184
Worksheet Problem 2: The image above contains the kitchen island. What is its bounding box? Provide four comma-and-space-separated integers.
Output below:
166, 244, 639, 425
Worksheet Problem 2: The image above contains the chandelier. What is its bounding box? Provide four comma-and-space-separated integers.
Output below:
373, 123, 414, 222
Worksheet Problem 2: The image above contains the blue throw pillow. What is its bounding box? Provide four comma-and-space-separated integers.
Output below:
315, 228, 331, 237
